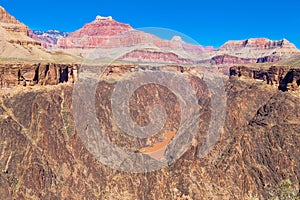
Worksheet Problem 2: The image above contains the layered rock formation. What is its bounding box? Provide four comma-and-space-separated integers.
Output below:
230, 65, 300, 92
0, 63, 299, 199
57, 16, 136, 49
0, 6, 293, 67
218, 38, 300, 58
120, 49, 195, 64
0, 6, 41, 48
57, 16, 214, 63
207, 55, 282, 65
0, 63, 78, 88
220, 38, 297, 51
0, 7, 43, 61
0, 6, 28, 35
208, 38, 300, 74
57, 16, 213, 53
25, 14, 298, 67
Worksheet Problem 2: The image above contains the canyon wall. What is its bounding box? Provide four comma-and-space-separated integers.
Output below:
0, 63, 299, 199
1, 62, 300, 94
230, 65, 300, 91
0, 63, 79, 88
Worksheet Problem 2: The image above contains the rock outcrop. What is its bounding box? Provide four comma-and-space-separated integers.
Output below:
229, 57, 300, 92
0, 63, 79, 88
0, 6, 40, 47
209, 55, 282, 65
0, 63, 299, 199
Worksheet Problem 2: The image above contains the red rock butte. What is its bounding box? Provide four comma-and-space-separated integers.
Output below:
57, 16, 136, 48
57, 15, 213, 55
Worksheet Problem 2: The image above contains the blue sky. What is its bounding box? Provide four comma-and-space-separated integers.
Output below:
1, 0, 299, 48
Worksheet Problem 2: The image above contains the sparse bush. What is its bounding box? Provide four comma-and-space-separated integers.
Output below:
268, 179, 300, 200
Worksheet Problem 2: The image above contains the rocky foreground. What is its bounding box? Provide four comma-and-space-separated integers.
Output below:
0, 62, 299, 199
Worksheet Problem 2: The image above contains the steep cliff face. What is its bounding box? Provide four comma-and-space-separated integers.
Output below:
0, 63, 78, 88
0, 64, 299, 199
230, 65, 300, 92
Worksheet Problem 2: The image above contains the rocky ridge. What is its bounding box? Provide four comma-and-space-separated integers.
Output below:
229, 55, 300, 92
0, 6, 28, 35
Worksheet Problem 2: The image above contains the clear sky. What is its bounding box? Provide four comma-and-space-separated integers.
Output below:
1, 0, 299, 48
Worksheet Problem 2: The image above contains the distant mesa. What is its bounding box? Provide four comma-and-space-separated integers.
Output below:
220, 38, 298, 51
